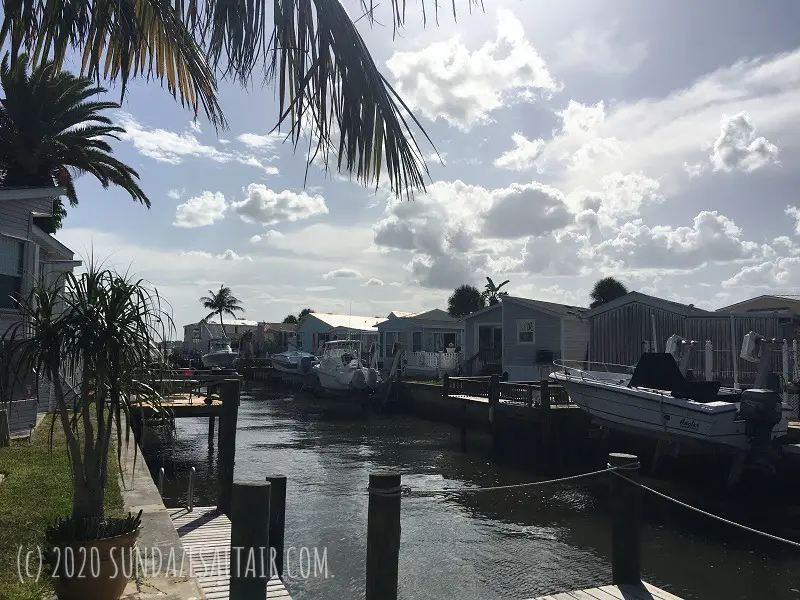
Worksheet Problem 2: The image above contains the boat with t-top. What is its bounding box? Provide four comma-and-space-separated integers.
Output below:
313, 340, 381, 393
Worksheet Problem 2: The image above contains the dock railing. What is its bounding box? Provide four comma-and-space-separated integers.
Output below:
446, 375, 571, 407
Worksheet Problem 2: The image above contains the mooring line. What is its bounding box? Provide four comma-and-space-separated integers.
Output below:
402, 462, 640, 496
611, 470, 800, 549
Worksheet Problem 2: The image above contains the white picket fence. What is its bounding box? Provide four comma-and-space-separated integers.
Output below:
404, 351, 462, 373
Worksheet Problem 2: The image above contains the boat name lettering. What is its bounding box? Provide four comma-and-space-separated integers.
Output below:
679, 418, 699, 431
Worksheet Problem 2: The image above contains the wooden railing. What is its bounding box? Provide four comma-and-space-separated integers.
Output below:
462, 348, 502, 376
447, 376, 571, 407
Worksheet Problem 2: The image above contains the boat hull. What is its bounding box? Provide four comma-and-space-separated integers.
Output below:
202, 351, 238, 368
551, 373, 750, 452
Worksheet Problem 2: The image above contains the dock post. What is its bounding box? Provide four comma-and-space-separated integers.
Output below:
229, 480, 270, 600
526, 384, 533, 408
460, 397, 467, 452
489, 374, 501, 453
609, 452, 641, 586
208, 415, 216, 449
266, 474, 287, 578
158, 467, 165, 497
366, 473, 401, 600
540, 379, 552, 443
0, 409, 9, 447
218, 378, 240, 516
442, 373, 449, 400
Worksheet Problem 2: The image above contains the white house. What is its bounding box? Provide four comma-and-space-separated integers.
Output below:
0, 187, 81, 433
182, 318, 260, 351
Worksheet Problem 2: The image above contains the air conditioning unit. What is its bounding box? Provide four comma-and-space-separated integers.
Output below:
740, 331, 763, 363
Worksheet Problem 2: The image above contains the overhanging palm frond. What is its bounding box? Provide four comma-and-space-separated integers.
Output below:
0, 0, 224, 126
2, 0, 482, 197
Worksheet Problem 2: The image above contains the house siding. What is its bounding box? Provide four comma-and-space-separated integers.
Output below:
561, 317, 590, 361
377, 317, 464, 356
501, 300, 561, 381
464, 304, 503, 356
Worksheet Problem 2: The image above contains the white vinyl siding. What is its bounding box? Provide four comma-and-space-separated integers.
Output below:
0, 235, 24, 310
517, 319, 535, 344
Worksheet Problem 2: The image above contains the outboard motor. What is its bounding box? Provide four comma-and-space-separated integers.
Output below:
739, 388, 783, 474
366, 368, 379, 388
299, 356, 312, 375
351, 369, 367, 389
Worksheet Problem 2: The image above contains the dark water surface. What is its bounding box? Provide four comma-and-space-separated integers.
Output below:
143, 385, 800, 600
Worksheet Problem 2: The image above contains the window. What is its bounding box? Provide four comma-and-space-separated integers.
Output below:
517, 320, 535, 344
412, 331, 422, 353
0, 236, 24, 310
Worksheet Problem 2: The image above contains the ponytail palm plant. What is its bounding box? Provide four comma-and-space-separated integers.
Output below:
0, 54, 150, 229
0, 0, 479, 196
0, 264, 173, 520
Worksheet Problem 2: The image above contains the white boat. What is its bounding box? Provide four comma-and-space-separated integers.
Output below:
550, 333, 790, 459
270, 350, 317, 375
202, 339, 238, 369
313, 340, 381, 393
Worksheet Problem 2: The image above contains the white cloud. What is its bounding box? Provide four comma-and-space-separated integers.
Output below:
178, 250, 213, 259
710, 111, 779, 172
569, 137, 623, 170
786, 206, 800, 235
723, 257, 800, 288
554, 26, 648, 75
494, 133, 545, 171
168, 188, 185, 200
188, 120, 201, 133
558, 100, 606, 136
323, 268, 362, 279
237, 133, 282, 150
306, 286, 336, 292
363, 277, 384, 287
482, 182, 572, 239
570, 172, 662, 224
249, 235, 262, 243
217, 249, 253, 261
386, 9, 559, 130
117, 113, 277, 172
173, 191, 227, 228
231, 184, 328, 225
588, 211, 763, 272
250, 230, 285, 243
536, 49, 800, 199
683, 162, 706, 178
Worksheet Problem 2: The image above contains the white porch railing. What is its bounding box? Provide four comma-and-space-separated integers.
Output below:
405, 351, 462, 371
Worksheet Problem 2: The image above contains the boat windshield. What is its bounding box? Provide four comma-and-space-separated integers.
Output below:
322, 340, 362, 359
209, 339, 232, 352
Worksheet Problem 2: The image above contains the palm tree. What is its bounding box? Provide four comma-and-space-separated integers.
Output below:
589, 277, 628, 308
448, 284, 485, 317
0, 55, 149, 229
0, 0, 477, 197
482, 277, 510, 306
298, 308, 314, 321
200, 286, 244, 334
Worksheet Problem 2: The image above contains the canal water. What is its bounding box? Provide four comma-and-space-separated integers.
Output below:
143, 385, 800, 600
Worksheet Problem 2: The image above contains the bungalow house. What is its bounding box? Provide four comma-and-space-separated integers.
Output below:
0, 187, 82, 433
587, 291, 799, 386
295, 312, 383, 355
182, 318, 260, 352
463, 296, 589, 381
376, 309, 465, 375
246, 322, 297, 357
717, 295, 800, 316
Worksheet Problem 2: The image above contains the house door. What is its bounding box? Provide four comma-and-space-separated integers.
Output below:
478, 326, 502, 350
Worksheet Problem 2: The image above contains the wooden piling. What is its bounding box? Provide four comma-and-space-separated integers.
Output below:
460, 397, 467, 452
0, 409, 9, 447
218, 378, 240, 516
208, 415, 216, 449
489, 374, 500, 453
442, 373, 449, 401
266, 475, 287, 578
229, 480, 270, 600
366, 473, 401, 600
540, 379, 552, 443
609, 452, 641, 586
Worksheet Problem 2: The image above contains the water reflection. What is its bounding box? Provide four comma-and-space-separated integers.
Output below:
142, 385, 800, 600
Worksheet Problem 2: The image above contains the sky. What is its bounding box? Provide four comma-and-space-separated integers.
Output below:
52, 0, 800, 336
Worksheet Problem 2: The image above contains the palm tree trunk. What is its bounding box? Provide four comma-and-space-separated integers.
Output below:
219, 312, 224, 338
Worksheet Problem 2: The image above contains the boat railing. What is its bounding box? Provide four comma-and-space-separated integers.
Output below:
552, 359, 635, 380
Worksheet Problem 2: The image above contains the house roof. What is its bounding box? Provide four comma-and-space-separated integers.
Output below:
585, 291, 715, 318
304, 312, 384, 332
261, 322, 297, 333
717, 295, 800, 313
462, 302, 503, 321
504, 296, 587, 318
34, 225, 77, 261
377, 308, 463, 328
0, 186, 66, 202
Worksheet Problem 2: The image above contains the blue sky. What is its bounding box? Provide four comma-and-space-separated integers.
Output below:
54, 0, 800, 334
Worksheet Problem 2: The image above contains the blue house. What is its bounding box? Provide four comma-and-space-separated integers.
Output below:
463, 296, 589, 381
376, 309, 465, 375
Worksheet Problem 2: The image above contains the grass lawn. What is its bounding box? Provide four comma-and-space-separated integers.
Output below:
0, 414, 124, 600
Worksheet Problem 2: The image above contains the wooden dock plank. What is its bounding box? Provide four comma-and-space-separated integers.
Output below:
169, 506, 292, 600
529, 582, 683, 600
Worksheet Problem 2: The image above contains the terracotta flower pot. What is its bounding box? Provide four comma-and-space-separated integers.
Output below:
51, 527, 140, 600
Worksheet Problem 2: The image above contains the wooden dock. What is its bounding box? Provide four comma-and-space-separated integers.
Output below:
170, 506, 292, 599
531, 581, 682, 599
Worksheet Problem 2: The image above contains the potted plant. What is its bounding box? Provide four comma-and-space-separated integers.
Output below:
1, 265, 172, 600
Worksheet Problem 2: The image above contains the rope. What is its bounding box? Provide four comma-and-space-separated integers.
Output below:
403, 463, 640, 496
367, 485, 403, 497
613, 471, 800, 549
